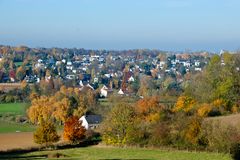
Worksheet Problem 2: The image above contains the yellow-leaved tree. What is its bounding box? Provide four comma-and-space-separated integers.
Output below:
27, 96, 55, 124
33, 120, 60, 146
53, 98, 71, 123
28, 96, 70, 124
197, 103, 212, 117
102, 103, 136, 145
184, 116, 202, 145
173, 96, 196, 113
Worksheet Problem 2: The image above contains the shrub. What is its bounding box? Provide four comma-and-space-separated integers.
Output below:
197, 104, 212, 117
33, 121, 60, 146
184, 117, 202, 145
126, 120, 149, 146
200, 120, 240, 152
5, 95, 15, 103
85, 129, 101, 141
230, 143, 240, 160
101, 103, 136, 145
148, 122, 171, 146
172, 96, 196, 113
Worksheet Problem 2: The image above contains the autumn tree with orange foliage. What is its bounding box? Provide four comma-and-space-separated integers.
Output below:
63, 116, 86, 144
135, 96, 164, 123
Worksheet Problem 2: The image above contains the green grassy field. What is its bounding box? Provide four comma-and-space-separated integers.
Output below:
0, 121, 35, 133
0, 103, 28, 116
14, 146, 231, 160
0, 103, 35, 133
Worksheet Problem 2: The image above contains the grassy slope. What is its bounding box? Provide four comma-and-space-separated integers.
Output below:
22, 146, 231, 160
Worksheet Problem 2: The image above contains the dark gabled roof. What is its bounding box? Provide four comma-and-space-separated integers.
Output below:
85, 115, 102, 124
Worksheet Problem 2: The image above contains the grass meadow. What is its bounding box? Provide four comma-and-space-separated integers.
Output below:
0, 121, 35, 133
0, 103, 35, 133
0, 103, 28, 116
1, 146, 231, 160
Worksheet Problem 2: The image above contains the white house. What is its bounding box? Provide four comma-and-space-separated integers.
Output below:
56, 61, 62, 66
38, 59, 43, 63
79, 80, 84, 87
104, 74, 111, 78
182, 61, 191, 67
194, 61, 200, 67
100, 85, 108, 98
94, 77, 98, 83
66, 61, 73, 70
66, 74, 75, 80
90, 55, 99, 62
35, 62, 45, 69
118, 89, 124, 95
72, 69, 77, 74
195, 67, 202, 71
79, 115, 102, 130
128, 76, 135, 82
67, 61, 72, 66
62, 59, 66, 63
10, 77, 15, 82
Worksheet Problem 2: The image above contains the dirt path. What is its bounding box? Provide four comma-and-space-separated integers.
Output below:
0, 132, 38, 151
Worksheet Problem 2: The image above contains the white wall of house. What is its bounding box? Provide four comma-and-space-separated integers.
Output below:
118, 89, 124, 95
100, 89, 108, 97
128, 76, 135, 82
79, 115, 89, 130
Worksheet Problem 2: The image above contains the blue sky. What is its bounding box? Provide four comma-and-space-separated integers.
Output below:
0, 0, 240, 51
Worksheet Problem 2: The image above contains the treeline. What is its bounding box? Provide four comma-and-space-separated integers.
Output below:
0, 77, 77, 103
101, 53, 240, 158
101, 97, 240, 155
184, 53, 240, 115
